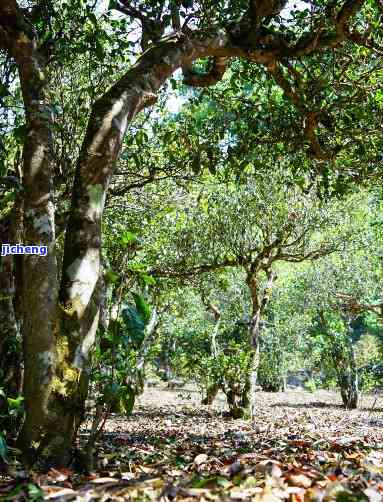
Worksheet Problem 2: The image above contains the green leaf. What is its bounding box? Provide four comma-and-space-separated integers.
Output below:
7, 396, 24, 410
132, 293, 151, 323
141, 273, 156, 286
104, 269, 120, 284
102, 382, 121, 403
0, 83, 11, 99
120, 230, 138, 246
95, 39, 105, 60
120, 388, 136, 415
121, 305, 146, 348
135, 130, 149, 146
27, 484, 44, 501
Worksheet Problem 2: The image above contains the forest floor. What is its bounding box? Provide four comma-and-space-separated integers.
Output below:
2, 385, 383, 501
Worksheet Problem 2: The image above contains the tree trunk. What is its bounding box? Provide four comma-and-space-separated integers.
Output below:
246, 269, 276, 418
226, 388, 245, 419
202, 299, 221, 404
338, 370, 358, 409
248, 315, 261, 418
11, 37, 63, 465
0, 217, 22, 397
17, 32, 236, 465
334, 321, 359, 409
201, 384, 220, 405
0, 3, 60, 461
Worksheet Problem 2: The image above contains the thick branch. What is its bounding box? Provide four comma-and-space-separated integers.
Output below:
334, 293, 383, 316
183, 56, 230, 87
60, 30, 248, 323
266, 62, 335, 160
285, 0, 366, 58
277, 244, 338, 263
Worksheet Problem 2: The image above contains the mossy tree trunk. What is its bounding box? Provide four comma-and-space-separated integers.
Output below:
13, 29, 62, 464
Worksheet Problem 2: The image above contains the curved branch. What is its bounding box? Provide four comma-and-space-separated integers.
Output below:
150, 256, 242, 279
183, 56, 230, 87
285, 0, 366, 58
266, 62, 335, 161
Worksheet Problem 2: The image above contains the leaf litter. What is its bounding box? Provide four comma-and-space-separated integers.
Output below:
1, 387, 383, 501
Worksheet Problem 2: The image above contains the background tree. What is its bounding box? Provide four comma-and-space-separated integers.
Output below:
132, 168, 360, 415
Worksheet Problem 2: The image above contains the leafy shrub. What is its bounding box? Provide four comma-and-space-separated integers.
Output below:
92, 293, 154, 415
0, 388, 24, 464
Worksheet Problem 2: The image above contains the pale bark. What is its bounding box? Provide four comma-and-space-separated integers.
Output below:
201, 300, 221, 405
246, 269, 276, 418
210, 311, 220, 359
0, 2, 60, 462
11, 40, 61, 467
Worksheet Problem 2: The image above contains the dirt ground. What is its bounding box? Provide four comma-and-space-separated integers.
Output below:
136, 383, 383, 436
3, 385, 383, 500
107, 384, 383, 456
